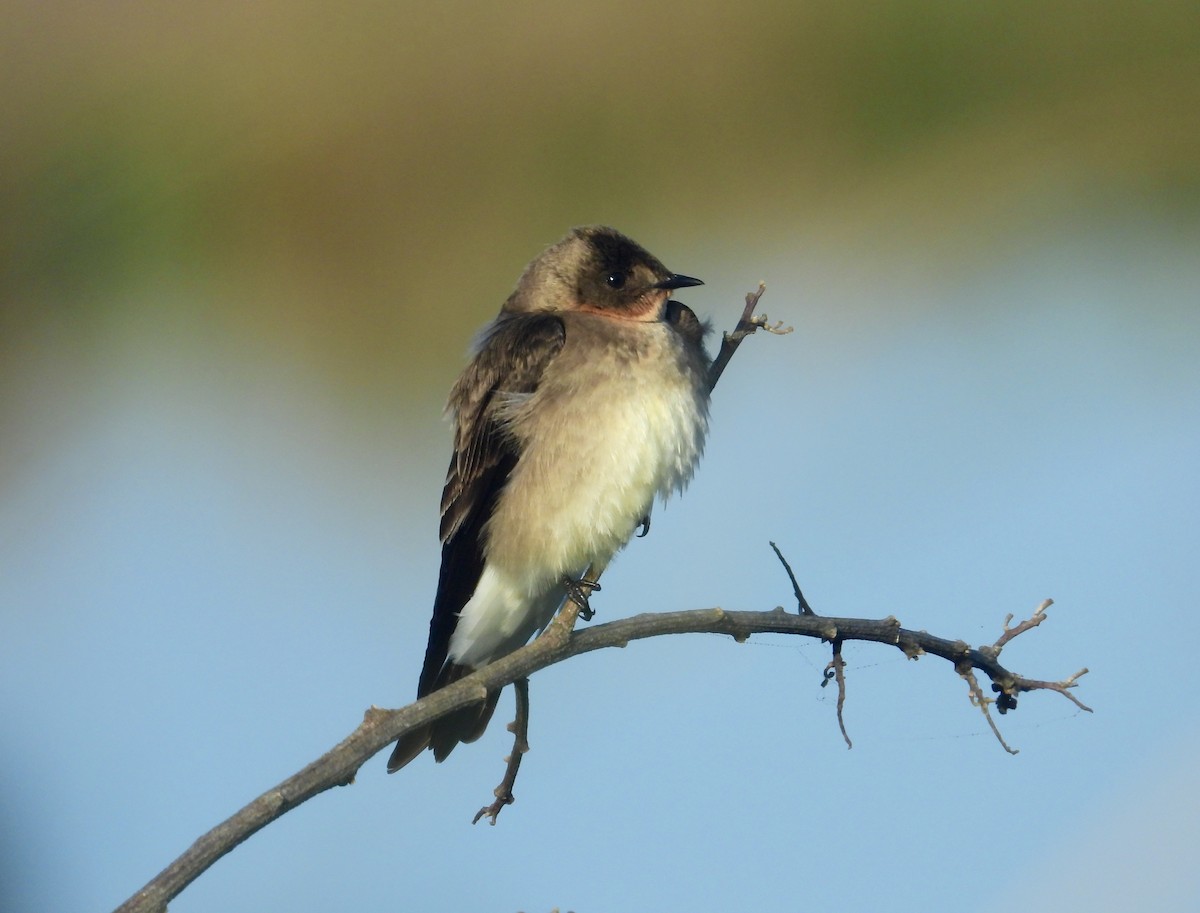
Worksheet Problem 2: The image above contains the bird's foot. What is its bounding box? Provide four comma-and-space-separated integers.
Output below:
562, 575, 601, 621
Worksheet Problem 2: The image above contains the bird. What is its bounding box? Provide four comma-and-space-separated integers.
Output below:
387, 225, 711, 772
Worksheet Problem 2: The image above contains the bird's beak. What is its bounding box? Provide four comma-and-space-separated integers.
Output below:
652, 274, 704, 291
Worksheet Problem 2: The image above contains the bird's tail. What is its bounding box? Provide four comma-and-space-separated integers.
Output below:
385, 666, 501, 772
386, 723, 432, 772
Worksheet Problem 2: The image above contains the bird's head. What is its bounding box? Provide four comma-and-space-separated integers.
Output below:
506, 226, 703, 322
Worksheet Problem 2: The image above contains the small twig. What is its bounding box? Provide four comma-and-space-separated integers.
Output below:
1013, 668, 1092, 712
472, 678, 531, 825
706, 283, 791, 392
976, 601, 1092, 714
822, 641, 852, 749
948, 601, 1090, 753
769, 541, 815, 615
961, 667, 1019, 755
991, 598, 1053, 653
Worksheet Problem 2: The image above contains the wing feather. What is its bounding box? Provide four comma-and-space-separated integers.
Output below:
416, 313, 566, 696
390, 313, 565, 770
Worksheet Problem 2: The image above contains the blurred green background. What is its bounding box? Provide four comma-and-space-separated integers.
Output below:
2, 3, 1198, 912
5, 1, 1196, 413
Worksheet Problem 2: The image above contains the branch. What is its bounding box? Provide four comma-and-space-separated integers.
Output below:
707, 282, 791, 391
822, 640, 852, 749
770, 540, 815, 615
114, 599, 1087, 913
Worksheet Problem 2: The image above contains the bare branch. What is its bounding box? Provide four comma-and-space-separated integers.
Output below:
706, 283, 791, 391
991, 598, 1053, 653
769, 541, 815, 615
113, 599, 1087, 913
822, 640, 852, 749
1013, 668, 1092, 712
960, 667, 1019, 755
976, 601, 1092, 714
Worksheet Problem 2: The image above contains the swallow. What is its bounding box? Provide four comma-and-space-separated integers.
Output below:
388, 226, 710, 770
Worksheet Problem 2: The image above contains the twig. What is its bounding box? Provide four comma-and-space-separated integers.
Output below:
1006, 668, 1091, 713
769, 541, 815, 615
975, 599, 1091, 715
706, 283, 792, 392
472, 678, 530, 825
822, 640, 852, 748
990, 598, 1052, 653
960, 667, 1018, 755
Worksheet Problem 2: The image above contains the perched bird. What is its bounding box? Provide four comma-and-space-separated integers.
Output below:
388, 226, 711, 771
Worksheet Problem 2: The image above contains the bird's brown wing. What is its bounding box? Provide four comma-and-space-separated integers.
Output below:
388, 313, 565, 771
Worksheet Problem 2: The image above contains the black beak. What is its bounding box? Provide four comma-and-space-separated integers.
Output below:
653, 273, 704, 291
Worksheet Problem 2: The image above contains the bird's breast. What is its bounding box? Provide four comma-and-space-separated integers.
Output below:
483, 314, 709, 591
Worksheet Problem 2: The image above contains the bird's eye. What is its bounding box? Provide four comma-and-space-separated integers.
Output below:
606, 271, 627, 289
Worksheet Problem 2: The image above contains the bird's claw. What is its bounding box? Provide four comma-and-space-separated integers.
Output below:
562, 575, 601, 621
